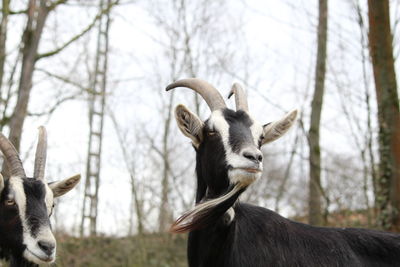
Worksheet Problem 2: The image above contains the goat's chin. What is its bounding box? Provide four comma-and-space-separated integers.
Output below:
23, 248, 55, 265
228, 168, 262, 187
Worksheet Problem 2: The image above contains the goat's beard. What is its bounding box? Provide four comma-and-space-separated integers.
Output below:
170, 183, 246, 233
228, 168, 262, 186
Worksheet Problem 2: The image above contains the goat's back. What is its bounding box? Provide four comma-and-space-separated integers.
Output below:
188, 203, 400, 267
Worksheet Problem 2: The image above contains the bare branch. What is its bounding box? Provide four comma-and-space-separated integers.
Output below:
36, 0, 119, 61
47, 0, 68, 11
0, 9, 28, 14
35, 68, 88, 91
28, 93, 80, 117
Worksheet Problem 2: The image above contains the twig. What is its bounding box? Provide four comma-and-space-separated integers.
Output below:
36, 0, 119, 60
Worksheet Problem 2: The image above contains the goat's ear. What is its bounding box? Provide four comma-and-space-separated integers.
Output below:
0, 173, 4, 194
262, 110, 298, 145
49, 174, 81, 198
175, 104, 204, 148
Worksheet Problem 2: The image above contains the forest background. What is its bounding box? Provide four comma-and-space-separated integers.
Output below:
0, 0, 399, 266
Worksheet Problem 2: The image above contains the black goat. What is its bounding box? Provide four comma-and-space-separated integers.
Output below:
166, 78, 400, 267
0, 127, 80, 266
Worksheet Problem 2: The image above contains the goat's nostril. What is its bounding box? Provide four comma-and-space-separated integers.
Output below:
38, 241, 55, 255
243, 152, 256, 161
243, 151, 263, 163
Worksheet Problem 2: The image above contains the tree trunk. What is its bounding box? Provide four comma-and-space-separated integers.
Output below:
368, 0, 400, 231
0, 0, 10, 93
308, 0, 328, 226
354, 1, 376, 226
8, 1, 49, 150
158, 91, 175, 232
1, 0, 49, 178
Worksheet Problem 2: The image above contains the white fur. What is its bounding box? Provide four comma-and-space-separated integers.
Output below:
250, 120, 264, 146
228, 168, 262, 186
9, 177, 27, 225
188, 184, 243, 222
23, 226, 56, 264
208, 111, 263, 186
225, 207, 235, 224
0, 173, 4, 193
44, 184, 54, 214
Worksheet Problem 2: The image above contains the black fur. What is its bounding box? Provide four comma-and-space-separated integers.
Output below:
0, 178, 49, 267
189, 202, 400, 267
197, 121, 230, 199
223, 109, 255, 153
24, 179, 51, 238
182, 108, 400, 267
0, 180, 26, 266
9, 256, 38, 267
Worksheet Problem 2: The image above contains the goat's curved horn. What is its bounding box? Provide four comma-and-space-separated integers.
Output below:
0, 133, 26, 178
34, 126, 47, 180
228, 83, 249, 112
166, 78, 226, 111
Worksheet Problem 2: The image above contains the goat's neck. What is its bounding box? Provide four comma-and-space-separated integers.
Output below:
195, 172, 230, 203
10, 255, 38, 267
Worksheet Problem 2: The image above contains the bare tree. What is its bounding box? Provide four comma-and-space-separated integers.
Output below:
0, 0, 10, 92
0, 0, 116, 178
143, 0, 239, 232
368, 0, 400, 231
158, 90, 175, 232
354, 0, 377, 226
8, 0, 55, 154
109, 109, 144, 235
308, 0, 328, 226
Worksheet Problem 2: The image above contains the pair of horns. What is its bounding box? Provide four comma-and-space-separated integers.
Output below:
166, 78, 249, 112
0, 126, 47, 180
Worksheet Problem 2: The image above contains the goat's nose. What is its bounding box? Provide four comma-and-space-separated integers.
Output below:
242, 149, 263, 163
38, 241, 55, 256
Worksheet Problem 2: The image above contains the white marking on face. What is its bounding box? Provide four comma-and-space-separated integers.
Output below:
208, 111, 263, 186
44, 184, 54, 215
209, 110, 230, 145
23, 226, 56, 264
9, 177, 27, 226
250, 120, 264, 146
9, 177, 56, 264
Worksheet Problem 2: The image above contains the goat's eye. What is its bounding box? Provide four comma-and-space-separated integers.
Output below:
5, 199, 15, 206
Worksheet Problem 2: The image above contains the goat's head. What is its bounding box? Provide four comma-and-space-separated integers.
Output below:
166, 78, 297, 232
0, 127, 80, 264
